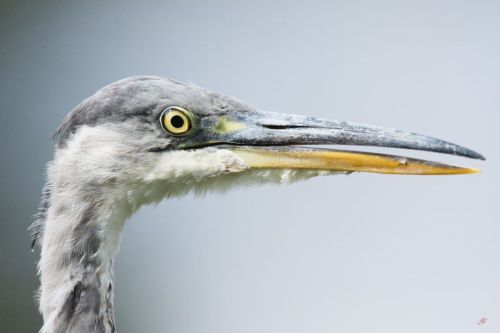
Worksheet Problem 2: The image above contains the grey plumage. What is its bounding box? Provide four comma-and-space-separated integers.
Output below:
30, 181, 52, 248
54, 76, 249, 147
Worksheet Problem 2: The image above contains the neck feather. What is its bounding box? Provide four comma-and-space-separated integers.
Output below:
38, 184, 129, 333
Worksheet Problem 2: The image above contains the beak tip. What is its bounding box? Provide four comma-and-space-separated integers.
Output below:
458, 146, 486, 161
466, 168, 481, 174
469, 151, 486, 161
462, 148, 486, 161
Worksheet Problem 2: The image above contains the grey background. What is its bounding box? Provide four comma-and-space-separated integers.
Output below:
1, 0, 498, 332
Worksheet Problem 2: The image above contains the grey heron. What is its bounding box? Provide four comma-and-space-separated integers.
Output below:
31, 76, 484, 332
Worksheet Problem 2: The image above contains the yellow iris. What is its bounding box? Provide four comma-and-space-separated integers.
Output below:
161, 106, 191, 135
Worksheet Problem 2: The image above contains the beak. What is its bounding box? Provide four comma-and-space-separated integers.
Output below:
184, 110, 485, 175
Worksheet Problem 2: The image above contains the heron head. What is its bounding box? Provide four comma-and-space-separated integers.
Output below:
51, 76, 484, 208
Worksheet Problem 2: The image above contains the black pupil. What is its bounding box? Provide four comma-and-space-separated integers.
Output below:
170, 115, 185, 128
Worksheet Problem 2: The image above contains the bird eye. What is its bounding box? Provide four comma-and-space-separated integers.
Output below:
160, 106, 192, 135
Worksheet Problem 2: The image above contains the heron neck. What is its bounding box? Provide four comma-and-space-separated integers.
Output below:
39, 188, 128, 333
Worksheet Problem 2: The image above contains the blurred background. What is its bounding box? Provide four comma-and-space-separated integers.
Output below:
1, 0, 499, 332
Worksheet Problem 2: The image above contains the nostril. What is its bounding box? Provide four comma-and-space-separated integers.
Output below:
260, 124, 310, 130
